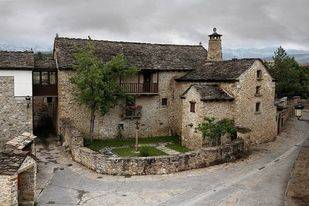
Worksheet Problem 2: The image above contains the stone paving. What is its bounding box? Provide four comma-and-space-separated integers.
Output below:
37, 112, 309, 206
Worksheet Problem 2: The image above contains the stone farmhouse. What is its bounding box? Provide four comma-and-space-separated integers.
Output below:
0, 28, 277, 150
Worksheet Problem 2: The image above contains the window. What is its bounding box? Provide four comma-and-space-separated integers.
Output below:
33, 72, 40, 85
47, 97, 53, 103
41, 72, 49, 85
162, 98, 168, 106
255, 102, 261, 113
190, 102, 196, 113
49, 72, 56, 85
257, 70, 262, 80
255, 86, 261, 95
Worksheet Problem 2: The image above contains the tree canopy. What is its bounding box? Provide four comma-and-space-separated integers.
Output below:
269, 46, 309, 99
70, 41, 139, 138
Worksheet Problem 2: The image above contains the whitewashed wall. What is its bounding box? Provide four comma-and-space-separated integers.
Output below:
0, 70, 32, 96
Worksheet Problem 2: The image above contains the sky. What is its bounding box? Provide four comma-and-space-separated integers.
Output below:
0, 0, 309, 51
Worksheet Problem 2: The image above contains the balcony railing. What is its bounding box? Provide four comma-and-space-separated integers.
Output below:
120, 83, 158, 94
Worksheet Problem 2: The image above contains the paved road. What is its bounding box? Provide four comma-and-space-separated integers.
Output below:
37, 112, 309, 206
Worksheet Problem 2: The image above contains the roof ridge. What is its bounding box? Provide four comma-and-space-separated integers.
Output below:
0, 50, 34, 54
55, 36, 204, 48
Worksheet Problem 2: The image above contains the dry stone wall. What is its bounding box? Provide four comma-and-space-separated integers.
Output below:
60, 120, 244, 175
0, 77, 32, 149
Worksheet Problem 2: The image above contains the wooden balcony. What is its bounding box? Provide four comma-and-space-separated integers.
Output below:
33, 85, 58, 96
120, 83, 158, 94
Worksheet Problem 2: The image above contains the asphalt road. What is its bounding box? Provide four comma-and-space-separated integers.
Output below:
37, 112, 309, 206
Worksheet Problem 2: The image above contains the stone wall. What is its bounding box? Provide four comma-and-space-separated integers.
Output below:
0, 175, 18, 206
60, 120, 244, 175
231, 60, 277, 145
181, 86, 235, 150
18, 156, 37, 205
58, 70, 186, 139
0, 76, 32, 149
180, 60, 277, 149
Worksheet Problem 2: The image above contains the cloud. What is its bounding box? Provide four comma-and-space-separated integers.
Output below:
0, 0, 308, 50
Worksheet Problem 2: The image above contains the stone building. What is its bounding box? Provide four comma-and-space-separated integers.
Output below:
177, 59, 277, 149
32, 53, 58, 135
0, 51, 34, 149
0, 132, 37, 206
53, 28, 277, 149
0, 28, 277, 150
54, 37, 207, 138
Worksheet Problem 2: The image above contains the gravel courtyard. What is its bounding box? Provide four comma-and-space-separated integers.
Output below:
37, 112, 309, 206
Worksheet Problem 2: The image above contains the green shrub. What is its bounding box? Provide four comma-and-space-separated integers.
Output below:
197, 117, 237, 146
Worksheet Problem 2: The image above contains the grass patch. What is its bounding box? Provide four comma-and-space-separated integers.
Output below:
166, 143, 191, 153
84, 136, 180, 152
112, 146, 167, 157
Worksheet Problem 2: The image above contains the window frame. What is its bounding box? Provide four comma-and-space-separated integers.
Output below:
257, 70, 262, 80
255, 85, 261, 96
161, 98, 168, 107
190, 101, 196, 113
255, 102, 261, 113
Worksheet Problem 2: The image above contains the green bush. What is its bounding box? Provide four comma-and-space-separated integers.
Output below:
197, 117, 237, 146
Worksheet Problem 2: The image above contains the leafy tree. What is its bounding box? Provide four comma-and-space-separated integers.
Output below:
269, 46, 309, 98
197, 117, 236, 146
70, 41, 139, 140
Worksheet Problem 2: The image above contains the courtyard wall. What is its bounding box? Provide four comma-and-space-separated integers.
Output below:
60, 119, 245, 175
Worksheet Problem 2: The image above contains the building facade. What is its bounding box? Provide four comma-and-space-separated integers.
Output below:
0, 51, 34, 149
0, 28, 277, 150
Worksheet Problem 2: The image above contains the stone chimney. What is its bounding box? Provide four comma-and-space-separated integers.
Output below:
207, 28, 222, 61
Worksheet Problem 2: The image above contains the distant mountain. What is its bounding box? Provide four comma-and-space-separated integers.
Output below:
0, 43, 51, 52
1, 43, 309, 64
223, 47, 309, 64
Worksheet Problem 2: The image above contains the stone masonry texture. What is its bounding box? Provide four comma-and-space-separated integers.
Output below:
0, 76, 32, 149
181, 60, 277, 149
60, 120, 244, 176
58, 70, 187, 139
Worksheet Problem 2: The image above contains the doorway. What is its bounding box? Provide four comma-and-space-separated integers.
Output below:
33, 96, 58, 139
143, 72, 152, 93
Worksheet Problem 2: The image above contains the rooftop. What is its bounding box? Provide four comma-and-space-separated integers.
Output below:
182, 83, 234, 101
0, 150, 27, 175
177, 58, 261, 82
34, 53, 56, 69
54, 37, 207, 71
0, 51, 34, 70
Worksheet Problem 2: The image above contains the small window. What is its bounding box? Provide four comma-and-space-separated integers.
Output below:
47, 97, 53, 103
256, 86, 261, 95
190, 102, 196, 113
49, 72, 56, 85
255, 102, 261, 113
257, 70, 262, 80
41, 72, 49, 85
162, 98, 168, 106
33, 72, 40, 85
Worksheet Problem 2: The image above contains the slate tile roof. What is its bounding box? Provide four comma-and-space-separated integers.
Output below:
0, 51, 34, 70
0, 150, 27, 175
34, 53, 56, 69
54, 37, 207, 71
176, 58, 259, 82
182, 83, 234, 101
